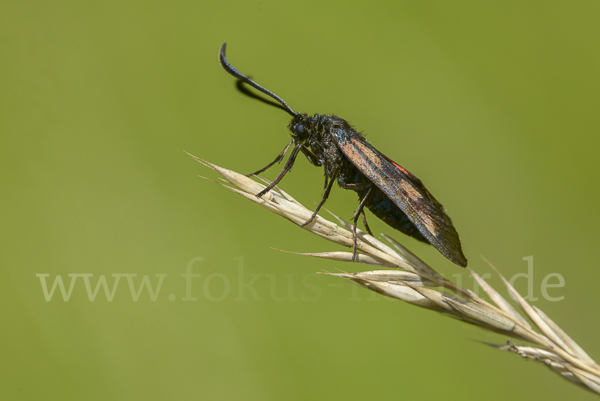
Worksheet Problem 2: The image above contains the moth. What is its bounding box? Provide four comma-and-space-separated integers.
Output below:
219, 43, 467, 267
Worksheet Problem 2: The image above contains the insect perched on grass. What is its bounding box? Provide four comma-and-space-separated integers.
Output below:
219, 43, 467, 267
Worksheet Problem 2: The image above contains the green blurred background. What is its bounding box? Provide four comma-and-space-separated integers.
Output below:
2, 1, 599, 400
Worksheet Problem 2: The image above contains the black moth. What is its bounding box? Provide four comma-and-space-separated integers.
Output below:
219, 43, 467, 267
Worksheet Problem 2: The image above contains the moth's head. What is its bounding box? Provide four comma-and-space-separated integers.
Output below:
289, 113, 311, 142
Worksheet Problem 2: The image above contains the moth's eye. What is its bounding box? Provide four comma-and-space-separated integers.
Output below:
295, 124, 305, 135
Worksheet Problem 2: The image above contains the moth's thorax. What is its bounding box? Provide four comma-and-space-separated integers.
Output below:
288, 113, 358, 174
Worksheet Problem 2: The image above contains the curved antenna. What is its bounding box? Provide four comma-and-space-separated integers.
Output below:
219, 43, 297, 117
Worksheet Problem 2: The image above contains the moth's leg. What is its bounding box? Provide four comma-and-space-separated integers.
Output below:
300, 169, 339, 228
247, 140, 293, 177
300, 145, 321, 167
361, 210, 373, 237
340, 182, 370, 191
339, 182, 374, 236
256, 144, 302, 198
351, 186, 373, 261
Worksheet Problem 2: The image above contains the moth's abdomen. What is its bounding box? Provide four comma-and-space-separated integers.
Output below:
339, 162, 428, 244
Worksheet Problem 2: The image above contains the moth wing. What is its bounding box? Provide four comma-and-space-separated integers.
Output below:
333, 130, 467, 267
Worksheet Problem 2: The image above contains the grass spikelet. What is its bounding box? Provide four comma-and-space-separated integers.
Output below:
191, 154, 600, 396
